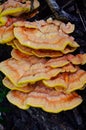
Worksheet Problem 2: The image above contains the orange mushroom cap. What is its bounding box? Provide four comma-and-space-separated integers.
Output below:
6, 84, 82, 113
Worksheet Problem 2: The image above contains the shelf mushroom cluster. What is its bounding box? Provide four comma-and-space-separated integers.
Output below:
0, 0, 86, 113
0, 0, 39, 43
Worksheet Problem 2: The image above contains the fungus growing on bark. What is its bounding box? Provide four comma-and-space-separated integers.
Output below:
13, 19, 79, 51
0, 49, 46, 86
0, 13, 86, 113
12, 39, 77, 57
0, 0, 39, 17
6, 84, 82, 113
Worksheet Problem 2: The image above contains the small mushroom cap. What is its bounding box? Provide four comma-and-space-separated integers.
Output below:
6, 84, 82, 113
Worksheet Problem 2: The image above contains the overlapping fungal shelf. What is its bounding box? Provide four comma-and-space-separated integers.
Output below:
0, 0, 86, 113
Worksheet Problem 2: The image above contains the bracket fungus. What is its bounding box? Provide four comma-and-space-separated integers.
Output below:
0, 47, 86, 112
0, 23, 14, 43
45, 53, 86, 68
0, 2, 86, 113
0, 0, 39, 17
0, 49, 46, 86
3, 77, 35, 93
43, 69, 86, 93
13, 20, 79, 51
6, 85, 82, 113
0, 0, 39, 27
13, 39, 77, 58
